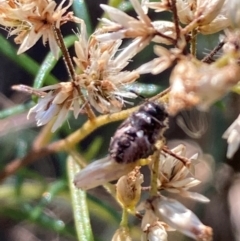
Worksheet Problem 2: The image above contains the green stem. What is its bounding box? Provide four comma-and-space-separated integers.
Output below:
67, 155, 94, 241
0, 102, 34, 119
150, 150, 160, 197
120, 208, 129, 227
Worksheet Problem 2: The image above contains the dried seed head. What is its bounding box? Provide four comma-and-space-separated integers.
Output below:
169, 57, 240, 114
74, 24, 140, 113
116, 166, 143, 211
0, 0, 77, 58
156, 145, 209, 202
178, 0, 229, 34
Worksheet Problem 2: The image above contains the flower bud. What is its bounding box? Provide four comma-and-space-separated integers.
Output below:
112, 227, 132, 241
116, 167, 143, 211
142, 222, 168, 241
151, 196, 213, 241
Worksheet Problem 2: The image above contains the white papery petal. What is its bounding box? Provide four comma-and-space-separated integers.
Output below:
51, 102, 69, 132
17, 29, 42, 55
223, 114, 240, 158
74, 156, 136, 190
176, 0, 194, 24
152, 196, 212, 240
196, 0, 225, 25
180, 190, 210, 202
130, 0, 151, 26
170, 177, 200, 188
100, 4, 135, 27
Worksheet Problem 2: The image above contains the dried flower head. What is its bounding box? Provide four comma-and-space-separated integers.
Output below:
136, 46, 182, 75
74, 22, 139, 113
156, 145, 209, 202
0, 0, 77, 58
116, 166, 143, 211
96, 0, 179, 46
168, 57, 240, 115
176, 0, 229, 34
28, 82, 82, 132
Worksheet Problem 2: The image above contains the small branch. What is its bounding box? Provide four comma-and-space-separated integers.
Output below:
53, 25, 95, 120
171, 0, 180, 45
155, 32, 176, 45
53, 26, 76, 81
202, 41, 224, 63
150, 149, 161, 197
0, 89, 170, 183
182, 18, 199, 34
0, 106, 139, 183
150, 87, 170, 102
190, 29, 197, 56
12, 84, 46, 97
135, 211, 143, 220
120, 208, 129, 227
162, 146, 191, 166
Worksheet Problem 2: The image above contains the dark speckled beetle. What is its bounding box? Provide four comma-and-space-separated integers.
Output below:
109, 102, 169, 164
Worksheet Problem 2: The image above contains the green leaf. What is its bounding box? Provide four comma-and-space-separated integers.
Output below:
73, 0, 93, 34
67, 155, 94, 241
0, 205, 76, 238
0, 34, 39, 75
83, 136, 103, 161
118, 1, 133, 11
108, 0, 123, 7
30, 180, 68, 220
0, 34, 56, 84
0, 102, 34, 119
88, 195, 121, 224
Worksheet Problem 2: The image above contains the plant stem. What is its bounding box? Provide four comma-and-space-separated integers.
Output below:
120, 208, 129, 227
67, 155, 94, 241
53, 25, 96, 120
190, 29, 197, 56
150, 149, 160, 197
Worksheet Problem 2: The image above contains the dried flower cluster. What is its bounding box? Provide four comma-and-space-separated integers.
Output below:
2, 0, 240, 240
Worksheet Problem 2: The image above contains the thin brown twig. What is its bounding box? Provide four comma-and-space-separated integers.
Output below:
202, 41, 224, 64
53, 26, 76, 81
135, 211, 143, 220
150, 87, 170, 102
170, 0, 180, 45
162, 146, 191, 166
155, 32, 176, 45
0, 88, 171, 183
53, 25, 96, 120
